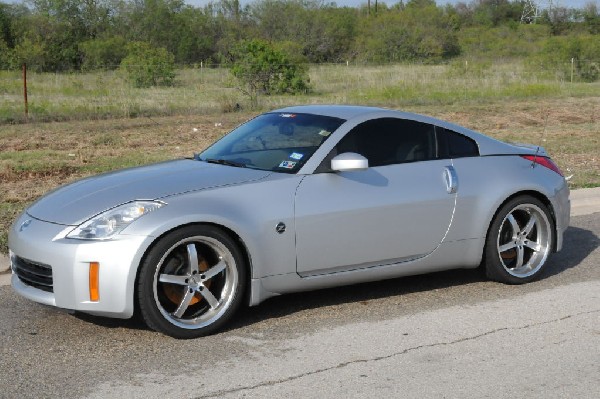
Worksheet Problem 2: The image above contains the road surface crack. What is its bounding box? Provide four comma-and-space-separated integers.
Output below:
194, 309, 600, 398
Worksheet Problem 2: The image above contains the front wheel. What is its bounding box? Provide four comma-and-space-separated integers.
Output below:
484, 196, 554, 284
137, 225, 247, 338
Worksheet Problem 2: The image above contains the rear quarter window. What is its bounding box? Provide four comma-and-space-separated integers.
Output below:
440, 128, 479, 158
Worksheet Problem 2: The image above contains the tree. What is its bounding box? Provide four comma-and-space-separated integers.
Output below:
229, 39, 310, 106
80, 36, 128, 70
471, 0, 524, 27
582, 2, 600, 34
0, 1, 19, 69
0, 2, 15, 48
354, 4, 460, 63
120, 41, 176, 87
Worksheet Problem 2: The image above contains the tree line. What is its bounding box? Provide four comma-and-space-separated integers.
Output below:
0, 0, 599, 74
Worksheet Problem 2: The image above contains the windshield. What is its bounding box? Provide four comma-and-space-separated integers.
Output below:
198, 112, 345, 173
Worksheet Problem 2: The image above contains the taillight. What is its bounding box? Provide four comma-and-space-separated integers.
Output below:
521, 155, 564, 176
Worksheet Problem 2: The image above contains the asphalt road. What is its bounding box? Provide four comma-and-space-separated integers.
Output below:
1, 212, 599, 399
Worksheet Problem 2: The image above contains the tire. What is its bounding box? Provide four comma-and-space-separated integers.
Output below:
484, 195, 554, 284
137, 225, 247, 338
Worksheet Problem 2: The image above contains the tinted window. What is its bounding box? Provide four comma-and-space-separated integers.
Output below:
333, 118, 437, 168
199, 112, 345, 173
442, 128, 479, 158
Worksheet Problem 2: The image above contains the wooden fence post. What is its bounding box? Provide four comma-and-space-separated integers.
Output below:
570, 58, 574, 83
23, 63, 28, 121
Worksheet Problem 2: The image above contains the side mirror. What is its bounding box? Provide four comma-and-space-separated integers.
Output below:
331, 152, 369, 172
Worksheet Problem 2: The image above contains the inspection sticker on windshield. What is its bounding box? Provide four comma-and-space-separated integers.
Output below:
318, 130, 331, 137
280, 113, 296, 118
278, 161, 297, 169
289, 152, 304, 160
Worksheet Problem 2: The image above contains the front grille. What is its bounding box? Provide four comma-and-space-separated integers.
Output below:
13, 256, 53, 292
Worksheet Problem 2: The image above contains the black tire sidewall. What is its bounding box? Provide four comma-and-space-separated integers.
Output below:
484, 195, 554, 285
137, 225, 247, 339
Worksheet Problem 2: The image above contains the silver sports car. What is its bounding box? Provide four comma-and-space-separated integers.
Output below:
9, 105, 570, 338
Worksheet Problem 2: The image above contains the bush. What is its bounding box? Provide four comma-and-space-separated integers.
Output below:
120, 42, 176, 88
0, 39, 16, 69
80, 37, 128, 71
12, 38, 46, 72
531, 35, 600, 82
458, 24, 550, 59
354, 5, 460, 63
229, 39, 310, 105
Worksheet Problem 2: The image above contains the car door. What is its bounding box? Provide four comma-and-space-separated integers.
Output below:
294, 118, 457, 276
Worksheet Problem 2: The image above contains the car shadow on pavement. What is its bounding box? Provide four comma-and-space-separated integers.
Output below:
73, 311, 148, 331
72, 225, 598, 334
540, 225, 600, 279
226, 224, 599, 333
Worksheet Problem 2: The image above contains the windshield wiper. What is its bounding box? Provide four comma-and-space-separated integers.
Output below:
203, 158, 246, 168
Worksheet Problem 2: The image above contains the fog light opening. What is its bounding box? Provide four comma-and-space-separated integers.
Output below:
89, 262, 100, 302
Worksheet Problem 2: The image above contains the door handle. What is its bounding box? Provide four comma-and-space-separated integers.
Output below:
444, 166, 458, 194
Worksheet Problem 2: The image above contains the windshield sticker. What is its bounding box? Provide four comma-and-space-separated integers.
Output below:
318, 130, 331, 137
280, 113, 296, 118
278, 161, 297, 169
289, 152, 304, 160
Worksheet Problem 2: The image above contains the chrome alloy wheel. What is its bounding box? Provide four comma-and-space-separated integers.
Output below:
496, 203, 552, 278
152, 236, 238, 329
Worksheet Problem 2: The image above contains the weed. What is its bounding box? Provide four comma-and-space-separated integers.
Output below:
2, 62, 599, 123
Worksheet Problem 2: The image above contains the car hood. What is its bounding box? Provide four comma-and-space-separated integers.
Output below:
27, 159, 272, 225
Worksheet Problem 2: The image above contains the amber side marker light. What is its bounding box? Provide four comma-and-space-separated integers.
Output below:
89, 262, 100, 302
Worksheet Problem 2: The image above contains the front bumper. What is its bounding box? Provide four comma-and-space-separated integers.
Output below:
9, 213, 154, 318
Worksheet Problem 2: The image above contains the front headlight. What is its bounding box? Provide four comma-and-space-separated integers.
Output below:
67, 201, 165, 240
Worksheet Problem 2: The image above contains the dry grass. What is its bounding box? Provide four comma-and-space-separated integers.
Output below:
2, 62, 600, 123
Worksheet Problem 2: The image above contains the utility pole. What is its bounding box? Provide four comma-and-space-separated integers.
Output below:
521, 1, 559, 24
521, 0, 539, 24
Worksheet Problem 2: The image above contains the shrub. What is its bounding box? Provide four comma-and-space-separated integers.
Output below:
531, 35, 600, 82
12, 38, 46, 72
354, 5, 460, 63
0, 39, 16, 69
80, 37, 128, 71
458, 24, 550, 59
120, 42, 176, 88
229, 39, 310, 106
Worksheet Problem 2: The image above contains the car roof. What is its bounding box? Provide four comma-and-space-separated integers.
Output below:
273, 105, 541, 157
274, 105, 467, 132
273, 105, 390, 120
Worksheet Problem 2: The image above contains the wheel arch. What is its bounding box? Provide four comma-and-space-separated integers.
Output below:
132, 221, 254, 317
484, 190, 558, 254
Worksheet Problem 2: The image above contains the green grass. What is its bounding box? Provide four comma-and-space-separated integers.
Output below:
1, 62, 599, 123
0, 68, 236, 122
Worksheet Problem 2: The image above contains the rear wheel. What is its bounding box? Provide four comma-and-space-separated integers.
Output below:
137, 225, 246, 338
485, 196, 554, 284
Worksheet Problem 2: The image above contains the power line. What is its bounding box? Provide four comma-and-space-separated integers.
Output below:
521, 1, 559, 24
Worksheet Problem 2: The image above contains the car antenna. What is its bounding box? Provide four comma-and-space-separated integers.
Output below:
532, 109, 549, 169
